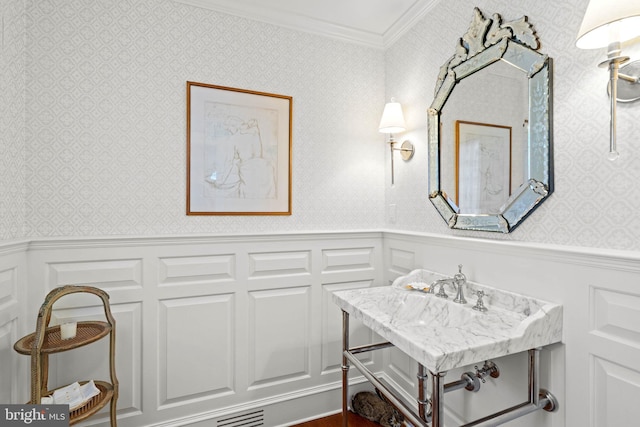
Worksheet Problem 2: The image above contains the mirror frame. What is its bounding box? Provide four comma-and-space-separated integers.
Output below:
428, 8, 553, 233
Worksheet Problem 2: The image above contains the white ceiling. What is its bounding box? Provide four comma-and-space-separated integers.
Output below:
174, 0, 440, 49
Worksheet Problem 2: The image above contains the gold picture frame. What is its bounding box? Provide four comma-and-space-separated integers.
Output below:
187, 82, 292, 215
455, 120, 512, 214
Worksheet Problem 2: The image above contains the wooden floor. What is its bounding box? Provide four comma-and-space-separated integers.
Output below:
291, 412, 379, 427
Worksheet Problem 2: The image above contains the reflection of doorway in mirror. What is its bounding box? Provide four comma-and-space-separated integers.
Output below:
455, 121, 512, 215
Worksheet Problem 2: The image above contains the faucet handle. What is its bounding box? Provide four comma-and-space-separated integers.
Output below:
436, 282, 449, 298
472, 290, 488, 312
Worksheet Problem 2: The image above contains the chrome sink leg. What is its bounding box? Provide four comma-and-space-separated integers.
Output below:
529, 348, 539, 406
417, 364, 430, 421
430, 370, 446, 427
342, 311, 350, 427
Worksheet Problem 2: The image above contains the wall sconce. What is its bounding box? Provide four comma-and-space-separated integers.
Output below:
576, 0, 640, 160
379, 99, 414, 184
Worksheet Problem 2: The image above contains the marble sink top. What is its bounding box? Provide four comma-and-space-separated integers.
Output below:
332, 269, 562, 372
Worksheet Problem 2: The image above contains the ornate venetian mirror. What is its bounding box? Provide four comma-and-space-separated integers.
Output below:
428, 8, 553, 233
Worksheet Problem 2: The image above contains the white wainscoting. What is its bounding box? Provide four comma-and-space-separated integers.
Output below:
0, 242, 28, 406
1, 231, 639, 427
381, 231, 640, 427
2, 233, 382, 427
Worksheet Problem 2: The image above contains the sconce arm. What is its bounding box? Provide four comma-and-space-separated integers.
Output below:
390, 140, 415, 160
595, 43, 640, 160
390, 141, 415, 153
618, 72, 639, 84
387, 139, 415, 185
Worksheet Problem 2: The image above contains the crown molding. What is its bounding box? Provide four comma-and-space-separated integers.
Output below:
382, 0, 441, 49
174, 0, 440, 50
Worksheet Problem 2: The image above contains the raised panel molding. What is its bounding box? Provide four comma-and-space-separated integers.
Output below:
0, 268, 16, 307
48, 259, 142, 290
248, 287, 311, 388
383, 231, 640, 273
321, 281, 374, 374
0, 321, 17, 404
158, 295, 235, 405
322, 247, 374, 273
0, 267, 17, 326
592, 356, 640, 427
159, 254, 235, 285
248, 251, 311, 278
11, 232, 640, 426
388, 248, 415, 278
0, 263, 20, 405
51, 302, 142, 419
387, 347, 417, 392
591, 286, 640, 346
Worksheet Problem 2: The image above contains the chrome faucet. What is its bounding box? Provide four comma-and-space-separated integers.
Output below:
452, 264, 467, 304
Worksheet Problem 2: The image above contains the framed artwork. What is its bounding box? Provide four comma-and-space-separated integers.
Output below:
455, 120, 512, 214
187, 82, 292, 215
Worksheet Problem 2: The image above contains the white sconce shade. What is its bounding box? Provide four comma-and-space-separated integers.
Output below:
378, 100, 406, 134
378, 99, 414, 184
576, 0, 640, 49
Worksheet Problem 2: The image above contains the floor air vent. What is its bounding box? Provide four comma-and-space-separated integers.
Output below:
217, 410, 264, 427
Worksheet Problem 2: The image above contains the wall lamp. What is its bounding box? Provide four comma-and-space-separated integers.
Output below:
576, 0, 640, 160
379, 99, 414, 184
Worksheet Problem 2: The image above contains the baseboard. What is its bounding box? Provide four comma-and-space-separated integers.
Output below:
149, 377, 376, 427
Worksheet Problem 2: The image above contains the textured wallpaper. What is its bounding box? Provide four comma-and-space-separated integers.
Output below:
384, 0, 640, 251
21, 0, 386, 237
0, 0, 26, 240
4, 0, 640, 252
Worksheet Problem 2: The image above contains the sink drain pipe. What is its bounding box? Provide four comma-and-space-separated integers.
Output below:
441, 361, 500, 394
460, 348, 558, 427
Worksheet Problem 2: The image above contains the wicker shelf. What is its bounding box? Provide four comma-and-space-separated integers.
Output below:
28, 380, 114, 425
14, 286, 118, 426
14, 321, 111, 355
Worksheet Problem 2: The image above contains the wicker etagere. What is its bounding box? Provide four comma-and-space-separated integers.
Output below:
14, 286, 118, 426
